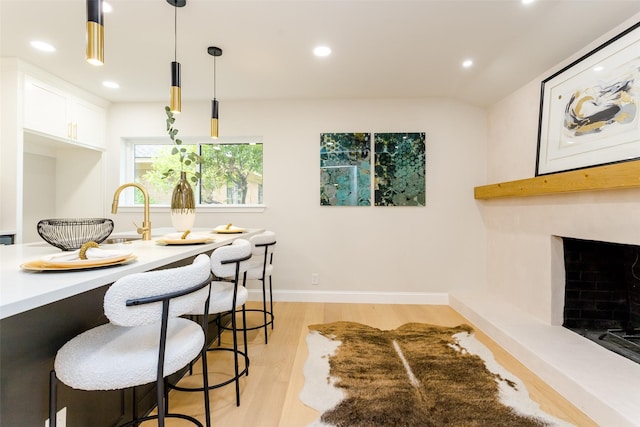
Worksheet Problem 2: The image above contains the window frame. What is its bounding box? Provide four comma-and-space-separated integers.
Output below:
122, 136, 265, 212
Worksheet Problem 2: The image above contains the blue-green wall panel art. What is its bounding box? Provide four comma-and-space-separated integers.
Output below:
374, 132, 426, 206
320, 133, 371, 206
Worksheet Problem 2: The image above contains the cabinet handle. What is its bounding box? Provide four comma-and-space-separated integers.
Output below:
73, 123, 78, 140
67, 123, 72, 138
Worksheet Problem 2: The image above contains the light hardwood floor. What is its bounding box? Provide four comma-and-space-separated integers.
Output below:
160, 302, 598, 426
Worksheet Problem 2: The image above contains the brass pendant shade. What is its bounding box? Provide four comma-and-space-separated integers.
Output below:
86, 0, 104, 66
170, 61, 181, 113
210, 99, 219, 139
208, 46, 223, 139
168, 0, 186, 113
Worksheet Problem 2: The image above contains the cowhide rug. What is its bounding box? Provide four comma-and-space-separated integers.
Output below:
300, 321, 575, 427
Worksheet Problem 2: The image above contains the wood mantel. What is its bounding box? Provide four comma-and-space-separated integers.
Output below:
474, 160, 640, 199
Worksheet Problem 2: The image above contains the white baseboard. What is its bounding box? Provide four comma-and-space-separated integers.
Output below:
246, 289, 449, 305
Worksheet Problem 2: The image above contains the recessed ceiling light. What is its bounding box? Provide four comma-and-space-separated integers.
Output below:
102, 81, 120, 89
30, 40, 55, 52
593, 65, 604, 72
102, 1, 113, 13
522, 0, 535, 4
313, 46, 331, 57
462, 59, 473, 68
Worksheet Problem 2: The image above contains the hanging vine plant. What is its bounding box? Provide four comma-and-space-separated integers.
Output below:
162, 106, 202, 184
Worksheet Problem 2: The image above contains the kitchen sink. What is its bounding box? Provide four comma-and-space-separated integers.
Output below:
104, 236, 141, 244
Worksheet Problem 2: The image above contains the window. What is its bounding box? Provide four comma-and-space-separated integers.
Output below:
127, 137, 263, 207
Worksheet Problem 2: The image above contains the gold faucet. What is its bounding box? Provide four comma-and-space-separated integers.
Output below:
111, 183, 152, 240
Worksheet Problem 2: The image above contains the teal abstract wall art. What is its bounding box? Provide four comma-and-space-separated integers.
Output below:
374, 132, 426, 206
320, 133, 371, 206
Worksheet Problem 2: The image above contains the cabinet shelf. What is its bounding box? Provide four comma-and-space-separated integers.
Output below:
474, 160, 640, 199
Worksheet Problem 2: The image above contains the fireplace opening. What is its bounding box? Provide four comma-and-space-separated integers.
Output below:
562, 237, 640, 364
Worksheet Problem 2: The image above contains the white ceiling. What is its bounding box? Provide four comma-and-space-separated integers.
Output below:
2, 0, 639, 108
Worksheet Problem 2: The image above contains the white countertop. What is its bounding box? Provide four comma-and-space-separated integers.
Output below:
0, 228, 263, 319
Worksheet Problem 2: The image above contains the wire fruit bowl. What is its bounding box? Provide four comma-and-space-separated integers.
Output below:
37, 218, 115, 251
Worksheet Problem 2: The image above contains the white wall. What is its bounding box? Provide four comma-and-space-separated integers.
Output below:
22, 152, 55, 242
107, 98, 488, 301
483, 15, 640, 324
0, 58, 23, 237
20, 137, 106, 243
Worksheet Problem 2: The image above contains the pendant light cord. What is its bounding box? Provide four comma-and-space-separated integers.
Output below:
213, 56, 217, 99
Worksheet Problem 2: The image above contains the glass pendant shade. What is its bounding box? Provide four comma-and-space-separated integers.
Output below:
211, 99, 219, 138
86, 0, 104, 66
170, 61, 181, 113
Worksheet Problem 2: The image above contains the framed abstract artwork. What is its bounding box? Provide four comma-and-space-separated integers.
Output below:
320, 133, 371, 206
536, 21, 640, 176
374, 132, 426, 206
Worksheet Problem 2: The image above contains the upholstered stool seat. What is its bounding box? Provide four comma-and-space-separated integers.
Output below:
208, 281, 249, 315
55, 319, 204, 391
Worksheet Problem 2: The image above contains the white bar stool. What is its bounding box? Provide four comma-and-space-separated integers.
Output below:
220, 231, 277, 344
171, 239, 253, 409
49, 254, 213, 427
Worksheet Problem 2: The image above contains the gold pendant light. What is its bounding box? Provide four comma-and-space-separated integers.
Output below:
168, 0, 186, 113
171, 60, 181, 114
208, 46, 222, 139
86, 0, 104, 66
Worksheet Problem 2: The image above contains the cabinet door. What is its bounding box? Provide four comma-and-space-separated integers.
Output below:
23, 77, 70, 139
72, 98, 106, 148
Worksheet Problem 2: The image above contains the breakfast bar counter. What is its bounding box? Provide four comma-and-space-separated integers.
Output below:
0, 228, 263, 427
0, 228, 263, 319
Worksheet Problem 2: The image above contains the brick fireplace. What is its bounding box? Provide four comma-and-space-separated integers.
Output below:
562, 237, 640, 363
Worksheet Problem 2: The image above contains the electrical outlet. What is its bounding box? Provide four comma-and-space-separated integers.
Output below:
45, 406, 67, 427
311, 273, 319, 285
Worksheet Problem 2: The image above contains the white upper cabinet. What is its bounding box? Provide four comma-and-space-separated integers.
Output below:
23, 76, 106, 149
23, 77, 69, 138
72, 97, 106, 147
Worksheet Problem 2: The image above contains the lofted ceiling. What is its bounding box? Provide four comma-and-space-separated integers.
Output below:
1, 0, 639, 108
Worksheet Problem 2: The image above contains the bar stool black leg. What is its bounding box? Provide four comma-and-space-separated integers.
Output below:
242, 304, 249, 375
49, 370, 58, 427
231, 306, 241, 406
201, 340, 211, 427
132, 387, 140, 427
261, 280, 268, 343
269, 276, 274, 330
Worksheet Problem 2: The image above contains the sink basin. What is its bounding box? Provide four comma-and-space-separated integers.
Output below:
104, 236, 141, 244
